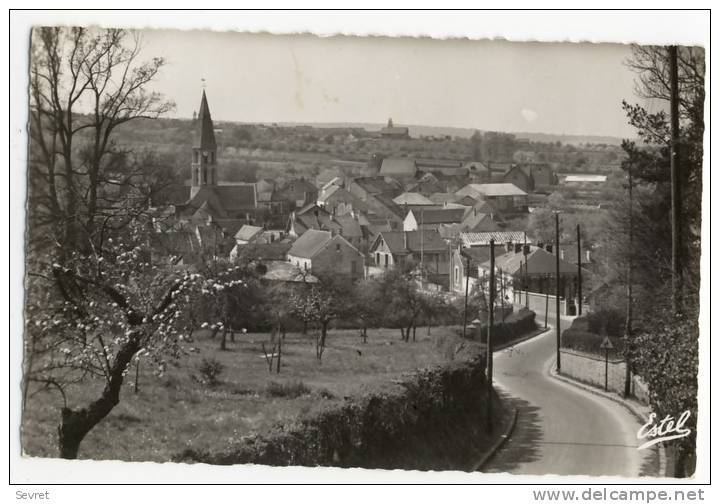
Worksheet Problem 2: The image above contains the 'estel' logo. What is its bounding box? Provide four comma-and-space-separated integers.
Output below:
637, 411, 692, 450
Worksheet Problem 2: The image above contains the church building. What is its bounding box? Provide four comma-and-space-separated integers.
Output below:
170, 90, 259, 235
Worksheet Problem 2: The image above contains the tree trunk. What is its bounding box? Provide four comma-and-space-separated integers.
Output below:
57, 333, 140, 459
220, 328, 227, 351
276, 337, 282, 374
400, 327, 405, 341
412, 325, 416, 342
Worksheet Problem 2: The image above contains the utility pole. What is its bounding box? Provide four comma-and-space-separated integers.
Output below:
462, 255, 471, 338
523, 232, 529, 309
624, 161, 634, 397
669, 45, 682, 314
486, 239, 495, 433
555, 212, 561, 372
577, 224, 583, 316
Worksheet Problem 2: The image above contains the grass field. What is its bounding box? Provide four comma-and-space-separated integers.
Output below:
22, 325, 481, 462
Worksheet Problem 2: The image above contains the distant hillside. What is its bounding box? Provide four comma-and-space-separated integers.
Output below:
264, 121, 628, 146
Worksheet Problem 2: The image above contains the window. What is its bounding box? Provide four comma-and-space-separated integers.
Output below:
375, 252, 380, 264
454, 266, 460, 285
351, 261, 357, 274
384, 255, 388, 267
336, 244, 341, 252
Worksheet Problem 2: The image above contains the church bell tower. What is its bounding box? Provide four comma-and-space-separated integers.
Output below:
190, 89, 218, 198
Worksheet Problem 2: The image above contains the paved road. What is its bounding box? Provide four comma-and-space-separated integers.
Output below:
484, 323, 658, 476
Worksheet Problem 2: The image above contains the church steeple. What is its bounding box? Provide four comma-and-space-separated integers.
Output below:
191, 89, 218, 196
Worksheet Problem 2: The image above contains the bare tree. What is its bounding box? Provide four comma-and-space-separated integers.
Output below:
29, 27, 174, 252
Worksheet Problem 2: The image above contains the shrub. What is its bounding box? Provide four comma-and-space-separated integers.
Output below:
475, 308, 537, 347
266, 380, 312, 398
197, 358, 224, 387
561, 316, 625, 358
586, 308, 625, 337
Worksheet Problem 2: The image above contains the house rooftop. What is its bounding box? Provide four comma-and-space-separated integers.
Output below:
373, 229, 447, 254
458, 183, 527, 198
379, 158, 417, 177
482, 245, 578, 276
411, 207, 466, 225
287, 229, 333, 259
461, 231, 527, 247
392, 192, 435, 206
234, 224, 264, 242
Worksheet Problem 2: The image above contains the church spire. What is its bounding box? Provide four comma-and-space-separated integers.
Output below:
191, 89, 218, 196
195, 89, 217, 151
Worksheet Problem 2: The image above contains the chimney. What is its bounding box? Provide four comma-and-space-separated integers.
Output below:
505, 241, 512, 253
545, 244, 553, 254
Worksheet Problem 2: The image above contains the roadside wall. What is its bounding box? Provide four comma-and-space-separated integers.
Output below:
559, 349, 649, 403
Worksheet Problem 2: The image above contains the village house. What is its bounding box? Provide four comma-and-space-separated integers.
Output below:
478, 244, 591, 316
368, 229, 450, 287
286, 229, 365, 279
403, 207, 467, 231
318, 184, 373, 217
379, 158, 418, 181
448, 243, 506, 295
503, 163, 557, 192
454, 183, 528, 213
287, 203, 369, 248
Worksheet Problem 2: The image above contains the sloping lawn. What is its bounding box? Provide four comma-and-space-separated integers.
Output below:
22, 325, 481, 462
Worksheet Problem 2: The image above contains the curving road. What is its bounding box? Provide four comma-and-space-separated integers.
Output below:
483, 322, 658, 476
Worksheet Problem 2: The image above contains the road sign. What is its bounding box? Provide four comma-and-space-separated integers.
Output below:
600, 336, 614, 350
599, 336, 613, 391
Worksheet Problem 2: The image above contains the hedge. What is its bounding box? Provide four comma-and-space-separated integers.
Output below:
473, 308, 537, 348
561, 316, 625, 358
173, 356, 500, 470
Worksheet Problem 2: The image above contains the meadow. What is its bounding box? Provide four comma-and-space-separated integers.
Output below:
22, 325, 481, 462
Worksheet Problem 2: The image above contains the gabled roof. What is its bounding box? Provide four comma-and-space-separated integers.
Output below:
287, 229, 333, 259
274, 178, 317, 201
409, 208, 466, 225
195, 90, 217, 151
235, 224, 264, 242
482, 246, 578, 276
460, 244, 506, 265
460, 231, 527, 247
461, 212, 500, 233
351, 176, 402, 196
379, 158, 417, 177
392, 192, 435, 206
456, 183, 527, 199
371, 229, 447, 255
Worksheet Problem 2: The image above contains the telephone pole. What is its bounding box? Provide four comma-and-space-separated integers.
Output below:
669, 45, 682, 313
624, 161, 634, 397
577, 224, 582, 316
486, 239, 496, 433
555, 212, 561, 372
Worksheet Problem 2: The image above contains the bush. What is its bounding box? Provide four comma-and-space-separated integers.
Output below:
475, 308, 537, 347
197, 358, 224, 387
266, 380, 312, 398
562, 316, 625, 358
586, 308, 625, 337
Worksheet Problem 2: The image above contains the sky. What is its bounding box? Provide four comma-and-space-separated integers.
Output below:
138, 29, 643, 138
